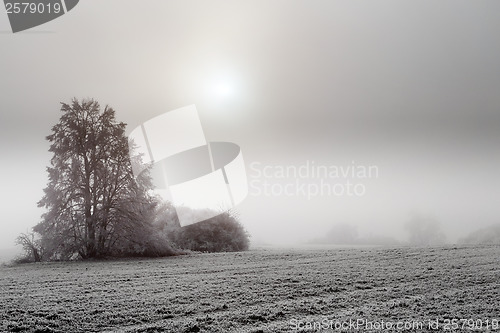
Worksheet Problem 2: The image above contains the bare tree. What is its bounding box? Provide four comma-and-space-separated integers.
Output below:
16, 232, 42, 262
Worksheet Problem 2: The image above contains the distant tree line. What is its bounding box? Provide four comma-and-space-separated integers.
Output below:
311, 223, 400, 246
404, 214, 446, 246
312, 215, 448, 247
16, 99, 249, 263
313, 218, 500, 248
458, 224, 500, 245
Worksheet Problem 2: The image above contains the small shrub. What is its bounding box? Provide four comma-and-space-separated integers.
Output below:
168, 210, 250, 252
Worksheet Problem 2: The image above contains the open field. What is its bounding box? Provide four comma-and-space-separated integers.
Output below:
1, 245, 499, 332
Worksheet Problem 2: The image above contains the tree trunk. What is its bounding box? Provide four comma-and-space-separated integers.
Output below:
86, 214, 96, 258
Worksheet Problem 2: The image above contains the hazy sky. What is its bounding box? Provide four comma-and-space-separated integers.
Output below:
1, 1, 499, 249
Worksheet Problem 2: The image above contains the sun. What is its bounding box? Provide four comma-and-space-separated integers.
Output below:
212, 81, 235, 99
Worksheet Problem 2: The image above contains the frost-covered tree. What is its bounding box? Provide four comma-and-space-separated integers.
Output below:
35, 98, 161, 259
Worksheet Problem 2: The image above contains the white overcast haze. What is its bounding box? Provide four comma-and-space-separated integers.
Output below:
1, 1, 499, 252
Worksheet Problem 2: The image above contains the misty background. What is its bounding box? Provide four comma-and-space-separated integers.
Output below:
1, 1, 499, 256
